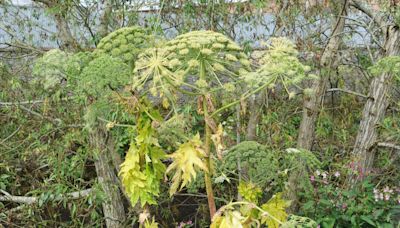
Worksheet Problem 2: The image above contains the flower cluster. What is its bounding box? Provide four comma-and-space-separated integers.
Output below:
132, 48, 179, 107
177, 220, 193, 228
78, 54, 131, 98
32, 49, 80, 90
304, 169, 399, 226
220, 141, 280, 190
310, 170, 340, 185
94, 26, 153, 66
243, 37, 314, 94
373, 186, 400, 203
164, 30, 251, 90
132, 30, 251, 107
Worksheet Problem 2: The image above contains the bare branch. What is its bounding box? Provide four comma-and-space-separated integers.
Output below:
350, 0, 386, 29
0, 126, 21, 145
326, 88, 369, 98
0, 97, 75, 107
0, 189, 92, 205
377, 142, 400, 151
0, 100, 47, 106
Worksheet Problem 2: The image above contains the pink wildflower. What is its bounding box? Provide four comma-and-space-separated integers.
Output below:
310, 175, 315, 182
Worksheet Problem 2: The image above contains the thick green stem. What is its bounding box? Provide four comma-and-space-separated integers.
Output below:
199, 61, 217, 219
203, 97, 217, 219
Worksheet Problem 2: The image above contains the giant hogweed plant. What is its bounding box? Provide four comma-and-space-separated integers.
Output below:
30, 26, 157, 220
119, 30, 313, 226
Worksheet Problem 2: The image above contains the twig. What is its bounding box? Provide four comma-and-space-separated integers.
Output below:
0, 97, 73, 107
0, 189, 92, 205
18, 105, 62, 125
0, 100, 46, 106
350, 0, 387, 29
97, 117, 135, 128
377, 142, 400, 151
326, 88, 369, 98
0, 126, 21, 144
4, 205, 26, 214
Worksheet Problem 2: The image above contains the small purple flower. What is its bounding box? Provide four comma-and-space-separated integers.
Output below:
178, 220, 193, 228
334, 171, 340, 177
310, 175, 315, 182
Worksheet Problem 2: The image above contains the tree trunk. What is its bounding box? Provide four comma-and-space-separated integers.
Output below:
33, 0, 80, 51
287, 0, 349, 212
297, 0, 349, 150
99, 0, 113, 39
349, 26, 400, 182
89, 129, 126, 228
53, 13, 80, 51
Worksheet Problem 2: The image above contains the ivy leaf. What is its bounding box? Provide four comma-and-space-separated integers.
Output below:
166, 134, 208, 196
261, 192, 289, 228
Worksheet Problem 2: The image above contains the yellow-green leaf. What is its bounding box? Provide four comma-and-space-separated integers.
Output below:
144, 217, 159, 228
166, 134, 208, 196
238, 181, 262, 204
211, 210, 246, 228
260, 193, 289, 228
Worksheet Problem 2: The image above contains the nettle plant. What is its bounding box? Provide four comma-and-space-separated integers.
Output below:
120, 30, 313, 226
